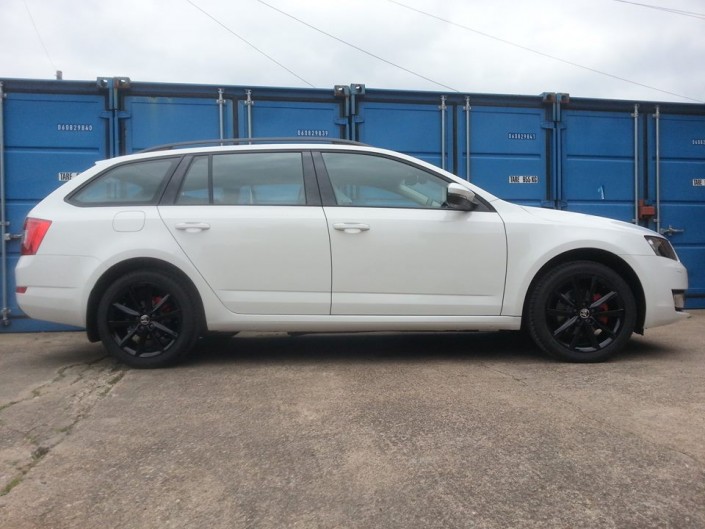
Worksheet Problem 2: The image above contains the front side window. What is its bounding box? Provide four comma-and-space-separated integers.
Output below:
71, 158, 178, 205
177, 152, 306, 206
321, 152, 447, 208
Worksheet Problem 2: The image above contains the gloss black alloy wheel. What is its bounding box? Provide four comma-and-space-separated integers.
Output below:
97, 270, 199, 368
528, 261, 637, 362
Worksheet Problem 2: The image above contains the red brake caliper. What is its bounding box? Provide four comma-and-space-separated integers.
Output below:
593, 293, 609, 325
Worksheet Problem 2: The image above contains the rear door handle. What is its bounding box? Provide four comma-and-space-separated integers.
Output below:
333, 223, 370, 234
175, 222, 211, 233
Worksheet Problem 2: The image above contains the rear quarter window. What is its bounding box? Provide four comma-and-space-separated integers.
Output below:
68, 158, 179, 206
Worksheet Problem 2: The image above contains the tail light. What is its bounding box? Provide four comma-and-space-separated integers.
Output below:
21, 218, 52, 256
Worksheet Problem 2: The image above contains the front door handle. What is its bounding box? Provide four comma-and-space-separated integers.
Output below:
175, 222, 211, 233
333, 223, 370, 234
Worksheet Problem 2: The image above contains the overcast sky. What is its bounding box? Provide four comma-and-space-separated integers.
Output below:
2, 0, 704, 103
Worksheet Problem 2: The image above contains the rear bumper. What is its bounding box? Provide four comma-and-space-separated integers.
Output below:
15, 255, 98, 327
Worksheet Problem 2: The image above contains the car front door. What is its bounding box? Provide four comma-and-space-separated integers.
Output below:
159, 151, 331, 315
317, 151, 507, 316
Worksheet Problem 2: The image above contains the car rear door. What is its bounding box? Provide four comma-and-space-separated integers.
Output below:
159, 150, 331, 315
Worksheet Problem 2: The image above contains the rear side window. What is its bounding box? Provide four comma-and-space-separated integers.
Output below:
176, 152, 306, 206
70, 158, 178, 206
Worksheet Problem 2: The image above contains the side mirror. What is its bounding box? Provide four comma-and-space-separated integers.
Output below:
446, 183, 477, 211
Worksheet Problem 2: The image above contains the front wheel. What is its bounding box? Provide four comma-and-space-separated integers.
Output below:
527, 261, 637, 362
97, 270, 200, 368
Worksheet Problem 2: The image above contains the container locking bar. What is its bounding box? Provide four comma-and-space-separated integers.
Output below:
439, 95, 447, 170
0, 81, 10, 326
632, 104, 640, 224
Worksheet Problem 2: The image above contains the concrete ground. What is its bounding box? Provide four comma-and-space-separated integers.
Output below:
0, 312, 703, 529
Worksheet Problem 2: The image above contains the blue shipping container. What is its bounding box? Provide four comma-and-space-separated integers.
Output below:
1, 78, 704, 333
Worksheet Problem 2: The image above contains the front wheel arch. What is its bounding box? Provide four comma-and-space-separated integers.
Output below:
86, 258, 206, 343
521, 250, 646, 335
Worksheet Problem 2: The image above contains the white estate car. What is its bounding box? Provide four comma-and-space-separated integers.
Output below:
16, 140, 688, 368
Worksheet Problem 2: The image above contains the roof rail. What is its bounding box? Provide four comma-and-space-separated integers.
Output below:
140, 137, 367, 153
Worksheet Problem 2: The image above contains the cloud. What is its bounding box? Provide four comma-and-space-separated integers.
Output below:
1, 0, 703, 103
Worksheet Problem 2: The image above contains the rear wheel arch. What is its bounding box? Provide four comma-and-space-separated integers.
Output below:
522, 249, 646, 335
86, 258, 206, 343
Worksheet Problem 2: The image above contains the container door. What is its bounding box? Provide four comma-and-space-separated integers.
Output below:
237, 99, 347, 140
2, 91, 108, 331
122, 95, 234, 153
648, 113, 705, 308
355, 100, 453, 171
456, 105, 551, 207
560, 109, 643, 222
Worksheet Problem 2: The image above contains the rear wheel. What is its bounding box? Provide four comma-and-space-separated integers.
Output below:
97, 270, 199, 368
527, 261, 637, 362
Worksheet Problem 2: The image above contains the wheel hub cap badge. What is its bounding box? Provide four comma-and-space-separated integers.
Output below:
579, 308, 590, 320
140, 314, 151, 325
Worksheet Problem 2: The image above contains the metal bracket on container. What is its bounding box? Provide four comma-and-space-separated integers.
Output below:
96, 77, 131, 90
350, 83, 365, 96
338, 84, 365, 142
334, 85, 350, 99
96, 77, 132, 156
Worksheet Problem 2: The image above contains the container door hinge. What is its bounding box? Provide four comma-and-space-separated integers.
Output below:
541, 199, 566, 209
1, 307, 11, 327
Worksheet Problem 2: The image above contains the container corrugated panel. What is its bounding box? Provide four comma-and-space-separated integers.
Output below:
458, 105, 550, 207
2, 86, 108, 331
2, 78, 705, 334
649, 112, 705, 308
560, 108, 639, 223
355, 99, 453, 169
123, 95, 234, 153
236, 95, 347, 140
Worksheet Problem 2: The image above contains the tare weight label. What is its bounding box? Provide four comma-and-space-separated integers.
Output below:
509, 175, 539, 184
58, 172, 79, 182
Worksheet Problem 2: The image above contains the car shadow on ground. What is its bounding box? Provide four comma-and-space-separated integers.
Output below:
22, 329, 676, 371
179, 330, 675, 368
184, 331, 538, 367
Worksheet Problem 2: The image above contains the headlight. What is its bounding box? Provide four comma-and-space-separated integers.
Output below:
645, 236, 678, 261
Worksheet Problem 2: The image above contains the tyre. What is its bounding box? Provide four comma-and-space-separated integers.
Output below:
97, 270, 200, 368
527, 261, 637, 362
